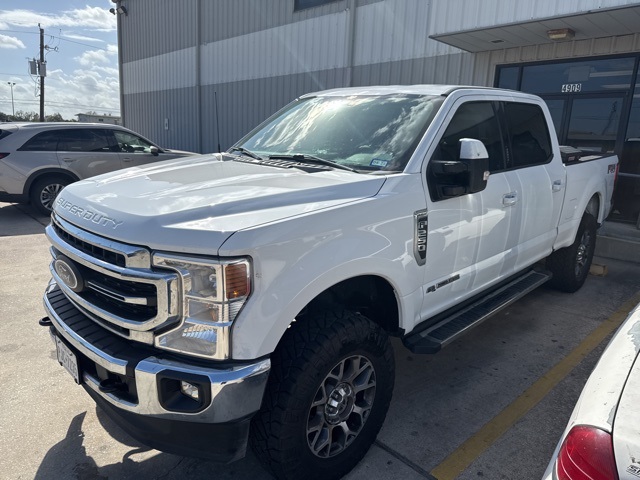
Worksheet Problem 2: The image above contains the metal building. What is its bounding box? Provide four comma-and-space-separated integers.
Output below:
114, 0, 640, 222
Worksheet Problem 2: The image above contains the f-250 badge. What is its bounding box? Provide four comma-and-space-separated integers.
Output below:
414, 210, 428, 266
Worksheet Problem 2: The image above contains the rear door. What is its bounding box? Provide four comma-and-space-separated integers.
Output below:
56, 128, 122, 179
499, 101, 565, 270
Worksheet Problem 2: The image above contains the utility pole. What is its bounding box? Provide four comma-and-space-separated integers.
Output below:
7, 82, 15, 117
39, 24, 45, 122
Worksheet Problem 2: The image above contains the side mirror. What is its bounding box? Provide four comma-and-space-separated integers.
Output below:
428, 138, 490, 200
459, 138, 489, 194
149, 146, 159, 156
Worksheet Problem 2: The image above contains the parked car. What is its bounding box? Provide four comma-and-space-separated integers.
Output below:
542, 301, 640, 480
0, 123, 197, 214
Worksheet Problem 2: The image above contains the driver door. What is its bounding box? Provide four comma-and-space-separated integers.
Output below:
420, 100, 518, 321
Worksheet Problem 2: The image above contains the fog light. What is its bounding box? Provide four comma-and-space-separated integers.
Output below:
180, 381, 200, 401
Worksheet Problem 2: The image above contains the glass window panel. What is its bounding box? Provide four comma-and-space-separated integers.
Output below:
521, 57, 635, 94
295, 0, 339, 10
434, 102, 505, 172
496, 66, 519, 90
239, 94, 444, 172
543, 99, 565, 137
18, 131, 59, 151
566, 97, 622, 153
615, 80, 640, 221
57, 129, 111, 152
504, 103, 553, 168
113, 130, 153, 153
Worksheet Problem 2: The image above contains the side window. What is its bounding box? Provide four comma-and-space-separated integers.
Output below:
57, 129, 112, 152
18, 131, 60, 151
433, 101, 505, 173
294, 0, 338, 10
504, 103, 553, 168
113, 131, 153, 153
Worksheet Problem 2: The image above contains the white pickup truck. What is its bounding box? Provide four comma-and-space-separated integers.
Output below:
41, 86, 617, 480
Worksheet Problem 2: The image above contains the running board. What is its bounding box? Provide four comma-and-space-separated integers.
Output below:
403, 270, 552, 354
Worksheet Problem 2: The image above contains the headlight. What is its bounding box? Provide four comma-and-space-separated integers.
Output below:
152, 253, 251, 359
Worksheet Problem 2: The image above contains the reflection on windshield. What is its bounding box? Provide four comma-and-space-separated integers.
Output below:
236, 94, 443, 172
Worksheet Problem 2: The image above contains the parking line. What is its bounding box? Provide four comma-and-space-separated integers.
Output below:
429, 289, 640, 480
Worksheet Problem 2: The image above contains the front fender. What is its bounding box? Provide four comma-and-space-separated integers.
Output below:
222, 179, 426, 360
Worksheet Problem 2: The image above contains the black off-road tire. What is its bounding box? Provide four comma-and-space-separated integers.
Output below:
250, 309, 395, 480
547, 213, 597, 293
30, 175, 71, 215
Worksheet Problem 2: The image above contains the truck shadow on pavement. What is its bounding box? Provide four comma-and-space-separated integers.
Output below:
0, 203, 49, 236
34, 410, 272, 480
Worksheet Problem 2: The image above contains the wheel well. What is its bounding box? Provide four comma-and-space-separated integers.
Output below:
299, 275, 400, 335
23, 169, 79, 196
586, 194, 600, 222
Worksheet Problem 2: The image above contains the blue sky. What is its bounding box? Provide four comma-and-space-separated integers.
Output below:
0, 1, 119, 120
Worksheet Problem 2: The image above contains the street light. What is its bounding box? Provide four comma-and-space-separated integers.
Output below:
7, 82, 16, 117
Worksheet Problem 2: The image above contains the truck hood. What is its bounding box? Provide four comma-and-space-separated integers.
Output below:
53, 154, 386, 254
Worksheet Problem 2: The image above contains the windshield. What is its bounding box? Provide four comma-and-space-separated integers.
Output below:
234, 94, 444, 172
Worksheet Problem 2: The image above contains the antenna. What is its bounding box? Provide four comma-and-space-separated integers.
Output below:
214, 91, 221, 153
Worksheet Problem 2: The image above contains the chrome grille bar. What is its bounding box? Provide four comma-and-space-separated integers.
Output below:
46, 215, 180, 337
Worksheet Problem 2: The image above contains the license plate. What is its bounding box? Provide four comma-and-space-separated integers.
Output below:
56, 337, 80, 384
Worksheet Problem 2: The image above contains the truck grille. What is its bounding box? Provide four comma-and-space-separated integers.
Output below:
52, 221, 126, 267
46, 215, 179, 342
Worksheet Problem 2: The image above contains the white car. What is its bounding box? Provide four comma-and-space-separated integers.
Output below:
543, 302, 640, 480
0, 123, 196, 214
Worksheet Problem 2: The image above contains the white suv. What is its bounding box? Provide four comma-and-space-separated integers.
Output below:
0, 123, 196, 214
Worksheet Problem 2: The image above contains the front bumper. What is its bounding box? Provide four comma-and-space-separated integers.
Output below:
43, 281, 270, 462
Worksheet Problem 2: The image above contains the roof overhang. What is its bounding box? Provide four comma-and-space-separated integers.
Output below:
430, 5, 640, 53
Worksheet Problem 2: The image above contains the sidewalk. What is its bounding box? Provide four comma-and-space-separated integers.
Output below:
596, 220, 640, 263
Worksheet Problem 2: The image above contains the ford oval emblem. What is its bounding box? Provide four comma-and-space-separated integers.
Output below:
54, 257, 84, 293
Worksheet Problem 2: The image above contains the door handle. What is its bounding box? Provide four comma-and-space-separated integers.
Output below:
122, 157, 133, 163
502, 192, 518, 207
61, 157, 75, 163
552, 180, 564, 192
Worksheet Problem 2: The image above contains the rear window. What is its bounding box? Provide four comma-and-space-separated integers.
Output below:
0, 129, 13, 141
57, 129, 112, 152
18, 131, 60, 151
504, 102, 553, 168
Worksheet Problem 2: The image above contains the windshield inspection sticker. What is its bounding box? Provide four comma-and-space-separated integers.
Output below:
370, 158, 389, 167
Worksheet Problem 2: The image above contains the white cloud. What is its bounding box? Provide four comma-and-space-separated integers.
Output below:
0, 6, 117, 32
74, 43, 118, 66
0, 34, 26, 49
60, 33, 105, 43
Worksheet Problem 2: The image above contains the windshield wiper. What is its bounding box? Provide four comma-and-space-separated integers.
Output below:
228, 146, 263, 160
268, 154, 358, 173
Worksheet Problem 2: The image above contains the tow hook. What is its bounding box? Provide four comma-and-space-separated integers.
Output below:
99, 378, 127, 394
39, 317, 52, 327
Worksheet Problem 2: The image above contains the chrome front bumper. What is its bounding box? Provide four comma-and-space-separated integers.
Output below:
43, 280, 270, 424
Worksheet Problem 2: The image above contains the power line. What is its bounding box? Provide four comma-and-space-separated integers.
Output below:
0, 73, 32, 78
0, 99, 120, 112
0, 29, 112, 51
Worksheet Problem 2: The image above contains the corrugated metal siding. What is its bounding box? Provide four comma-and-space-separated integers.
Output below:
123, 47, 197, 95
124, 87, 199, 152
201, 12, 349, 85
121, 0, 197, 63
354, 0, 461, 65
430, 0, 640, 36
201, 0, 383, 43
351, 52, 474, 86
200, 68, 348, 152
119, 0, 640, 152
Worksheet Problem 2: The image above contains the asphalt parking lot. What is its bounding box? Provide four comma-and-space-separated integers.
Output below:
2, 201, 640, 480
